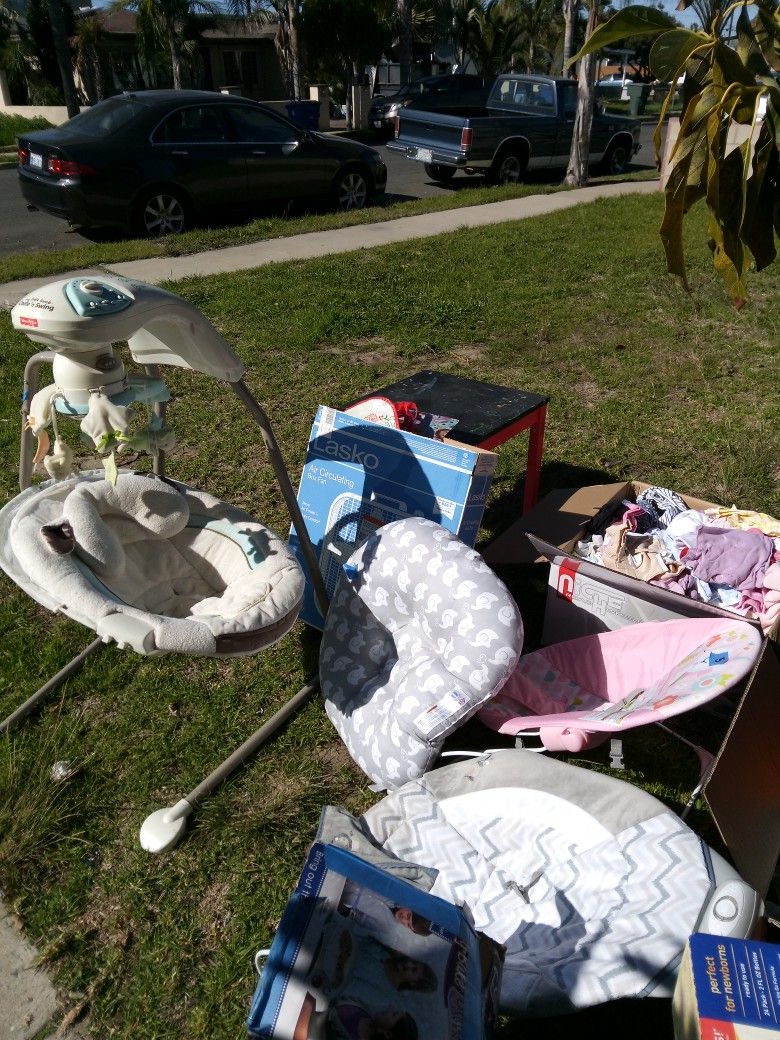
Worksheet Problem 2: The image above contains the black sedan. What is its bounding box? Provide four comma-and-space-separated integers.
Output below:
17, 90, 387, 237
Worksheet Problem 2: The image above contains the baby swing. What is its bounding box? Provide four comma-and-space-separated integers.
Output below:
0, 274, 329, 851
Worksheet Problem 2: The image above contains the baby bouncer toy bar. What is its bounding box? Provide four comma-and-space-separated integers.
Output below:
1, 275, 330, 851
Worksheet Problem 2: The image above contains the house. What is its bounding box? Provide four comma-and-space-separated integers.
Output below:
91, 9, 285, 101
0, 4, 286, 119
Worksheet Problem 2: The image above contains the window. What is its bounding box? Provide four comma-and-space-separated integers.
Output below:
530, 83, 555, 112
222, 50, 260, 94
153, 106, 229, 144
561, 82, 577, 118
224, 104, 296, 143
62, 96, 143, 137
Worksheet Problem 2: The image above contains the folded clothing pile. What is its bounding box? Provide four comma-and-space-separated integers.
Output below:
575, 485, 780, 635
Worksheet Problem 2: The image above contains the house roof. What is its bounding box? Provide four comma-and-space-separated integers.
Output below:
92, 8, 279, 42
201, 21, 279, 42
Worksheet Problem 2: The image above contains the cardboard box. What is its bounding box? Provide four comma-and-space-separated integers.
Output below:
486, 481, 767, 645
289, 406, 497, 628
703, 639, 780, 900
673, 933, 780, 1040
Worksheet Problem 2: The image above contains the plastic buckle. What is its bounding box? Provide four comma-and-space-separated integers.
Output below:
609, 738, 624, 770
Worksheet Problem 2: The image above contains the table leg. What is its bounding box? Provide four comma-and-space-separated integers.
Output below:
522, 404, 547, 514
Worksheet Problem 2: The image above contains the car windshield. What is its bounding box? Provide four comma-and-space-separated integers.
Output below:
59, 97, 143, 137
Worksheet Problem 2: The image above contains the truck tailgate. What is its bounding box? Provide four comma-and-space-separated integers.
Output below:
391, 109, 469, 154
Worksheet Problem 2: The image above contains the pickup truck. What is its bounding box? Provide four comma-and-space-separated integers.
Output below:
386, 74, 641, 184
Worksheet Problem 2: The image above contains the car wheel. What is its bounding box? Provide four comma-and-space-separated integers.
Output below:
602, 140, 631, 175
424, 163, 456, 183
490, 149, 526, 186
134, 187, 189, 237
333, 167, 369, 211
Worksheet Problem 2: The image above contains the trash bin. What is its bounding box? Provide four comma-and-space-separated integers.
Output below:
285, 100, 320, 130
627, 83, 651, 117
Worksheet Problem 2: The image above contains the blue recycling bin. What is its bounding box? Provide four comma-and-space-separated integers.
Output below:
285, 100, 320, 130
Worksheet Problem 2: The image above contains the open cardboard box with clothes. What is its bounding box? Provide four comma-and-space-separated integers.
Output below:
485, 480, 778, 643
484, 482, 780, 904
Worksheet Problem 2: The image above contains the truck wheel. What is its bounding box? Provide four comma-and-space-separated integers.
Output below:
424, 163, 456, 183
490, 149, 526, 186
602, 140, 631, 175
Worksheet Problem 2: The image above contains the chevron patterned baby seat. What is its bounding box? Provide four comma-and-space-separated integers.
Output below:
359, 750, 760, 1015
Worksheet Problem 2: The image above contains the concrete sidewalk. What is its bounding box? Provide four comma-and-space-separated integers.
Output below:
1, 896, 87, 1039
0, 179, 658, 309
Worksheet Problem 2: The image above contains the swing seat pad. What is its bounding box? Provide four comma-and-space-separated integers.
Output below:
1, 471, 305, 657
361, 749, 760, 1015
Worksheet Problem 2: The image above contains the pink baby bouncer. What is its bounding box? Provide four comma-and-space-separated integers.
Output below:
478, 617, 762, 753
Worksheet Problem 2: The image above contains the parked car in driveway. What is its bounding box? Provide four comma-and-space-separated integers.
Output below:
17, 90, 387, 237
369, 74, 492, 134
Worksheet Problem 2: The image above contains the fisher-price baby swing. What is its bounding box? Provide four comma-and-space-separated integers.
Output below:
0, 275, 329, 852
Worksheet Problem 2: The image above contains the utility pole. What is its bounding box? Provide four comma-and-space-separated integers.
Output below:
48, 0, 80, 118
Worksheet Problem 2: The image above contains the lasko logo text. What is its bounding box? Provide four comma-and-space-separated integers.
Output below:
322, 439, 380, 470
19, 316, 39, 327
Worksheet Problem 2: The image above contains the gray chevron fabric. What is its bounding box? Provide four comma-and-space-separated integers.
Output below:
363, 750, 717, 1014
319, 518, 523, 789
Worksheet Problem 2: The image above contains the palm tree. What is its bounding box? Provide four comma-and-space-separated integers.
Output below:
112, 0, 223, 90
562, 0, 577, 72
434, 0, 481, 69
509, 0, 560, 71
71, 11, 109, 103
564, 0, 597, 185
468, 0, 525, 75
676, 0, 734, 32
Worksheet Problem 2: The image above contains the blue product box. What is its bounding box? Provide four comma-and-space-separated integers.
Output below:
673, 934, 780, 1040
247, 842, 504, 1039
289, 406, 497, 628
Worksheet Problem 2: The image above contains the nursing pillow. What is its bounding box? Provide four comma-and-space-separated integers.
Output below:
478, 618, 762, 751
360, 749, 760, 1015
319, 517, 523, 790
5, 472, 305, 657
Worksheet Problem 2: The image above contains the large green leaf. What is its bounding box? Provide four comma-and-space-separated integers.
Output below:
737, 6, 769, 76
741, 122, 778, 269
751, 0, 780, 72
706, 117, 752, 305
712, 38, 760, 88
650, 28, 709, 81
566, 5, 675, 66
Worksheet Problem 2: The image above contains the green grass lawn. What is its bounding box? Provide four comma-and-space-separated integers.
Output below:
0, 191, 778, 1039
